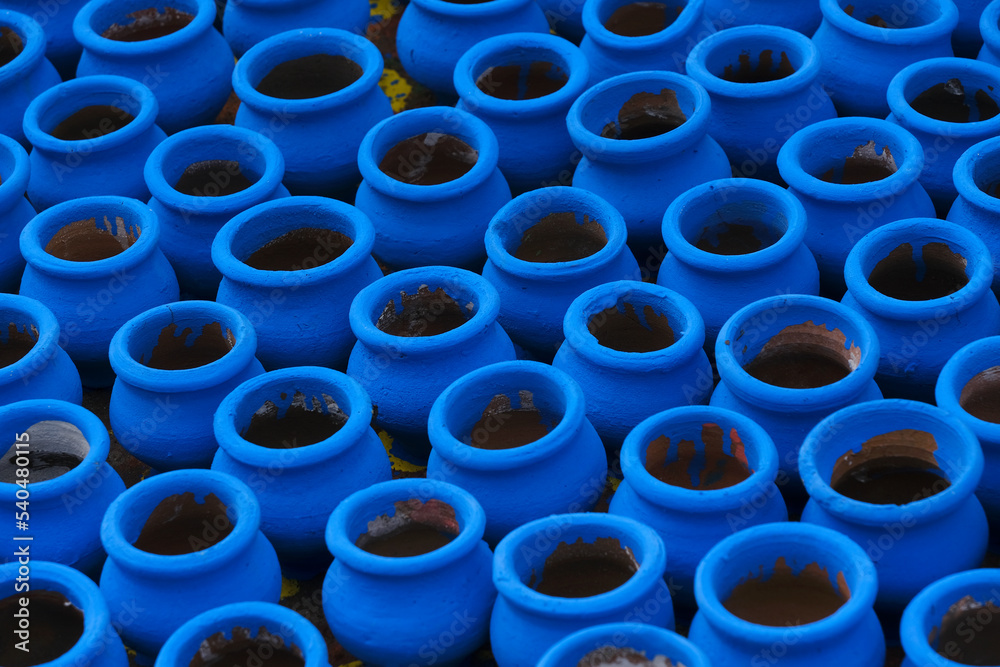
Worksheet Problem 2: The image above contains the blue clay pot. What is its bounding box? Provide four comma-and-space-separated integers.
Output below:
356, 106, 511, 270
778, 117, 935, 298
212, 366, 391, 577
689, 522, 885, 666
233, 28, 392, 199
701, 0, 823, 34
658, 178, 820, 349
609, 405, 788, 612
99, 469, 282, 660
800, 399, 988, 613
553, 280, 713, 451
222, 0, 369, 58
481, 187, 639, 360
347, 266, 516, 462
841, 218, 1000, 401
19, 196, 179, 388
686, 24, 837, 183
539, 623, 710, 667
0, 295, 81, 405
887, 57, 1000, 214
566, 70, 730, 257
946, 135, 1000, 297
534, 0, 586, 42
395, 0, 549, 99
145, 124, 290, 300
22, 74, 166, 211
0, 0, 89, 78
108, 300, 265, 471
426, 360, 607, 545
74, 0, 233, 134
977, 0, 1000, 64
0, 561, 128, 667
0, 10, 60, 147
214, 197, 382, 371
491, 513, 673, 667
454, 32, 590, 194
956, 0, 991, 57
323, 478, 496, 667
812, 0, 957, 118
0, 134, 34, 292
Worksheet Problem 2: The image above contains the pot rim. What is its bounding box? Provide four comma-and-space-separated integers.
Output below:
538, 622, 711, 667
73, 0, 216, 56
887, 57, 1000, 138
0, 295, 64, 390
819, 0, 958, 44
0, 10, 49, 86
981, 0, 1000, 52
951, 134, 1000, 212
935, 335, 1000, 444
581, 0, 706, 51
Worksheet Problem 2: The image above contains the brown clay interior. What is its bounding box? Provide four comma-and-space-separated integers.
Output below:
355, 498, 460, 557
132, 491, 235, 555
960, 365, 1000, 423
604, 2, 684, 36
475, 61, 568, 100
49, 105, 135, 141
910, 78, 1000, 123
721, 49, 796, 83
589, 302, 675, 353
377, 286, 472, 337
256, 54, 363, 99
645, 423, 753, 490
867, 242, 969, 301
0, 321, 37, 368
188, 626, 306, 667
241, 392, 348, 449
724, 557, 850, 626
742, 321, 859, 389
466, 390, 559, 450
932, 595, 1000, 663
0, 26, 24, 67
245, 228, 353, 271
843, 4, 899, 28
173, 160, 256, 197
819, 140, 898, 184
379, 132, 479, 185
45, 215, 139, 261
101, 6, 194, 41
530, 537, 638, 598
514, 211, 608, 262
601, 89, 687, 140
141, 321, 236, 370
0, 590, 84, 667
694, 219, 777, 255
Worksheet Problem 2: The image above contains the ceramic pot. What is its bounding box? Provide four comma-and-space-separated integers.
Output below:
956, 0, 990, 57
222, 0, 369, 58
99, 469, 282, 660
232, 27, 392, 199
702, 0, 823, 34
323, 478, 496, 667
108, 300, 265, 471
0, 10, 60, 147
977, 0, 1000, 64
144, 124, 290, 300
22, 74, 166, 211
0, 0, 88, 77
841, 218, 1000, 401
777, 117, 935, 298
0, 295, 82, 405
18, 195, 179, 388
0, 133, 34, 292
534, 0, 586, 42
539, 623, 710, 667
946, 135, 1000, 297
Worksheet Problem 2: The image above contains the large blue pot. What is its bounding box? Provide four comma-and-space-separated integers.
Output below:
702, 0, 822, 34
539, 623, 710, 667
0, 295, 82, 405
0, 10, 60, 147
977, 0, 1000, 64
0, 0, 88, 77
946, 135, 1000, 297
222, 0, 369, 58
0, 133, 33, 292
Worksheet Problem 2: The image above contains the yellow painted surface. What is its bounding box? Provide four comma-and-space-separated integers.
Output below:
379, 430, 426, 474
379, 68, 414, 114
280, 576, 301, 600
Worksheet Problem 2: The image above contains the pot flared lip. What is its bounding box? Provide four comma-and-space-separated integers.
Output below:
484, 186, 629, 280
539, 623, 711, 667
73, 0, 217, 57
887, 57, 1000, 138
325, 478, 486, 576
952, 134, 1000, 211
819, 0, 958, 45
100, 468, 261, 576
777, 117, 925, 202
0, 133, 30, 203
0, 10, 48, 86
108, 300, 258, 393
582, 0, 705, 51
982, 0, 1000, 51
843, 218, 994, 320
935, 335, 1000, 443
492, 513, 667, 617
212, 196, 376, 288
409, 0, 538, 19
0, 295, 62, 389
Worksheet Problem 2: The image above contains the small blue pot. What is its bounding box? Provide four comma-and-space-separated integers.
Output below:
534, 0, 586, 42
19, 196, 179, 388
0, 295, 82, 405
145, 124, 290, 300
491, 513, 673, 667
214, 196, 382, 371
74, 0, 234, 134
481, 187, 639, 360
0, 0, 88, 77
977, 0, 1000, 64
946, 135, 1000, 297
0, 134, 34, 292
0, 400, 125, 575
109, 300, 265, 470
324, 478, 496, 667
841, 218, 1000, 401
566, 70, 730, 257
778, 117, 935, 298
212, 366, 391, 577
233, 27, 392, 199
658, 178, 820, 349
222, 0, 369, 58
99, 469, 282, 660
800, 399, 988, 614
689, 523, 885, 666
702, 0, 823, 34
0, 10, 60, 147
539, 623, 710, 667
426, 360, 607, 545
812, 0, 957, 118
454, 32, 590, 194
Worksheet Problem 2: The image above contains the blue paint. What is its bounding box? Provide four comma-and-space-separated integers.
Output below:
702, 0, 822, 34
0, 10, 60, 147
534, 0, 586, 42
539, 623, 710, 667
977, 0, 1000, 64
0, 295, 82, 405
946, 135, 1000, 297
222, 0, 369, 58
0, 134, 33, 292
0, 0, 88, 77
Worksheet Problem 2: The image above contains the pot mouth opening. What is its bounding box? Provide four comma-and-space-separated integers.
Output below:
459, 389, 562, 451
376, 284, 476, 337
0, 420, 90, 485
508, 210, 608, 263
960, 365, 1000, 425
0, 589, 84, 664
354, 497, 462, 557
865, 241, 969, 301
188, 626, 305, 667
241, 227, 353, 272
0, 25, 25, 67
130, 490, 237, 556
97, 4, 195, 41
805, 139, 899, 184
0, 320, 37, 370
44, 102, 136, 142
587, 298, 677, 353
136, 320, 237, 370
739, 320, 861, 390
378, 131, 479, 186
837, 0, 941, 29
904, 75, 1000, 123
44, 213, 140, 262
237, 391, 349, 450
700, 31, 809, 85
473, 51, 570, 101
575, 646, 682, 666
925, 591, 1000, 663
677, 189, 789, 256
642, 421, 754, 491
172, 160, 260, 198
528, 536, 640, 599
598, 87, 688, 140
601, 1, 686, 37
575, 75, 701, 143
255, 53, 363, 100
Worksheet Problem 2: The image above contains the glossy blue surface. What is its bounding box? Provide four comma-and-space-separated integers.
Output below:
0, 10, 60, 147
222, 0, 369, 57
946, 135, 1000, 297
0, 134, 33, 293
0, 295, 82, 405
539, 623, 711, 667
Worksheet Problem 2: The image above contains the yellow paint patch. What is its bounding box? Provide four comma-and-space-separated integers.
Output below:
280, 576, 301, 600
370, 0, 402, 19
380, 430, 426, 473
379, 68, 413, 114
609, 477, 622, 492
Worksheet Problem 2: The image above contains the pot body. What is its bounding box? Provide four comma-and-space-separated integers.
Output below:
534, 0, 586, 42
702, 0, 822, 34
222, 0, 369, 57
0, 295, 82, 405
977, 0, 1000, 63
0, 134, 33, 293
0, 0, 88, 77
946, 135, 1000, 297
0, 10, 60, 147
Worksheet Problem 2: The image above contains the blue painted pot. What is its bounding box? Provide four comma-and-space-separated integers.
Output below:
454, 32, 589, 194
539, 623, 710, 667
946, 135, 1000, 298
956, 0, 990, 57
566, 70, 730, 257
212, 366, 391, 577
887, 57, 1000, 214
534, 0, 586, 42
0, 10, 60, 147
0, 0, 88, 77
610, 405, 788, 612
778, 117, 935, 298
0, 561, 128, 667
977, 0, 1000, 64
145, 124, 290, 300
658, 178, 820, 349
222, 0, 369, 58
491, 513, 673, 667
553, 280, 713, 451
0, 295, 82, 405
324, 478, 496, 667
800, 399, 988, 613
0, 133, 33, 292
19, 196, 179, 388
214, 196, 383, 371
347, 266, 516, 462
426, 360, 607, 545
396, 0, 549, 99
481, 187, 639, 360
702, 0, 823, 34
0, 400, 125, 575
686, 24, 837, 183
812, 0, 957, 118
711, 294, 882, 501
22, 74, 166, 211
109, 300, 265, 471
841, 218, 1000, 401
74, 0, 233, 134
233, 27, 392, 199
99, 469, 281, 660
689, 523, 885, 666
